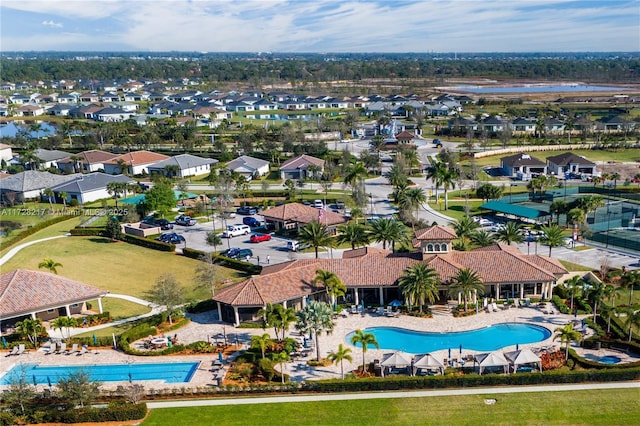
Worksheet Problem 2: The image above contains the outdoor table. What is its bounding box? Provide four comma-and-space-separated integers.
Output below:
151, 337, 168, 347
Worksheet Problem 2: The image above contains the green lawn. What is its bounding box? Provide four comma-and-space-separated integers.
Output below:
142, 389, 640, 426
1, 236, 245, 302
466, 148, 640, 168
90, 297, 152, 320
0, 214, 85, 256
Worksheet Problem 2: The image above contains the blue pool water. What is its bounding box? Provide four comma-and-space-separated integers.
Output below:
346, 323, 551, 354
0, 362, 199, 385
451, 85, 630, 94
583, 354, 622, 365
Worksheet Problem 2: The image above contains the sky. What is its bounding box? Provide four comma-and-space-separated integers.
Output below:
1, 0, 639, 53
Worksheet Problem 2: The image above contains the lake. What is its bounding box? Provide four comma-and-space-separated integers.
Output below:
450, 85, 631, 94
0, 121, 58, 138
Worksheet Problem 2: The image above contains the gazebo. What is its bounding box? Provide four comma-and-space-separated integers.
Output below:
380, 352, 412, 377
474, 351, 509, 375
412, 353, 445, 376
503, 348, 542, 373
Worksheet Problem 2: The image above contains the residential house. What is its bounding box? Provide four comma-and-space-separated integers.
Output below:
94, 107, 133, 122
0, 269, 108, 329
225, 155, 270, 180
279, 154, 324, 180
57, 150, 119, 173
146, 154, 218, 178
0, 143, 13, 162
544, 118, 565, 135
394, 130, 416, 144
501, 153, 547, 180
510, 118, 536, 134
56, 93, 78, 104
79, 92, 100, 103
50, 172, 135, 204
46, 104, 75, 117
101, 92, 121, 103
213, 226, 567, 325
103, 151, 170, 175
0, 170, 76, 204
33, 149, 73, 169
479, 116, 506, 133
546, 152, 597, 176
596, 116, 633, 132
260, 202, 347, 233
15, 104, 45, 116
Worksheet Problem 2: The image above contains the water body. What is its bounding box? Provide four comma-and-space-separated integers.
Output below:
451, 85, 631, 94
0, 121, 57, 138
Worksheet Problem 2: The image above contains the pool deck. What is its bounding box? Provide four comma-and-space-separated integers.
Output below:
1, 306, 636, 390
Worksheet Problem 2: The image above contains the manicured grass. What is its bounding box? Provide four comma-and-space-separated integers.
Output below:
142, 389, 640, 426
89, 297, 152, 320
73, 322, 139, 338
465, 148, 640, 168
1, 236, 245, 302
428, 200, 484, 222
559, 260, 592, 272
0, 214, 85, 256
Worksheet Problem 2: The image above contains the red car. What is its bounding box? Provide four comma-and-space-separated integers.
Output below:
250, 233, 272, 243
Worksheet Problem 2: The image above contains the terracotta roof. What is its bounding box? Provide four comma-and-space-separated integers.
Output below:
103, 150, 169, 166
525, 255, 568, 276
395, 131, 415, 139
280, 154, 324, 170
261, 202, 346, 226
59, 150, 118, 165
413, 226, 457, 242
0, 270, 108, 319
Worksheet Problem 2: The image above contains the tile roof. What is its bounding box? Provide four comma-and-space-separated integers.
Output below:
414, 226, 457, 241
50, 173, 135, 194
261, 202, 347, 226
501, 153, 546, 167
279, 154, 324, 170
546, 152, 596, 166
59, 150, 118, 165
0, 170, 76, 192
147, 154, 218, 170
0, 269, 108, 319
103, 150, 169, 166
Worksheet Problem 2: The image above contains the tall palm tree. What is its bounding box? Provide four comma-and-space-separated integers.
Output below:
295, 301, 335, 361
275, 306, 297, 340
401, 187, 427, 223
398, 264, 440, 313
59, 191, 68, 208
258, 303, 284, 340
328, 344, 353, 379
51, 316, 77, 340
470, 229, 495, 247
623, 308, 640, 342
440, 167, 458, 210
205, 231, 222, 253
313, 269, 346, 309
343, 162, 367, 189
554, 323, 582, 360
369, 217, 406, 251
42, 188, 55, 211
337, 222, 370, 250
563, 275, 583, 312
369, 135, 385, 160
448, 268, 485, 312
453, 216, 478, 246
585, 279, 606, 322
350, 329, 379, 373
272, 351, 290, 383
603, 284, 622, 333
38, 258, 62, 274
16, 318, 45, 346
621, 270, 640, 307
298, 221, 334, 259
496, 222, 524, 246
425, 160, 447, 200
250, 333, 273, 359
384, 164, 409, 189
540, 223, 565, 257
549, 200, 569, 224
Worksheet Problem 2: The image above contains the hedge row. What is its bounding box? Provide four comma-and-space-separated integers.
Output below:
121, 234, 175, 251
569, 347, 640, 369
551, 295, 571, 315
1, 214, 76, 250
117, 315, 194, 356
40, 402, 147, 423
182, 247, 261, 275
69, 226, 105, 236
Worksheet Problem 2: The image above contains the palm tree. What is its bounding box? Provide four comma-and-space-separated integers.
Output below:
453, 216, 478, 247
603, 284, 621, 333
337, 222, 370, 250
350, 329, 379, 373
611, 172, 621, 189
38, 258, 62, 274
328, 344, 353, 379
369, 217, 407, 251
425, 160, 447, 200
369, 135, 385, 160
448, 268, 485, 312
623, 308, 640, 342
401, 187, 427, 223
470, 229, 495, 247
42, 188, 55, 211
554, 323, 582, 360
585, 279, 606, 322
205, 231, 222, 253
563, 275, 583, 312
343, 162, 367, 189
384, 164, 409, 189
295, 301, 335, 361
257, 303, 297, 340
276, 306, 297, 340
440, 167, 459, 210
51, 316, 77, 340
298, 221, 334, 259
540, 223, 565, 257
621, 270, 640, 307
398, 264, 440, 313
313, 269, 346, 309
250, 333, 273, 359
549, 200, 569, 224
59, 191, 68, 208
16, 318, 45, 346
272, 351, 290, 383
496, 222, 524, 246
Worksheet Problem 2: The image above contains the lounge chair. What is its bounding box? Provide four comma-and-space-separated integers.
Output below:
42, 342, 54, 355
77, 346, 88, 356
5, 346, 19, 357
16, 344, 26, 355
66, 343, 78, 355
57, 342, 66, 354
492, 303, 499, 312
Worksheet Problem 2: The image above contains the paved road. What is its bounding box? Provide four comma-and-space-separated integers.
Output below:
146, 381, 640, 409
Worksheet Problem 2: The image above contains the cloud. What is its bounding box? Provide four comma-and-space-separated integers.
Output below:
41, 19, 63, 28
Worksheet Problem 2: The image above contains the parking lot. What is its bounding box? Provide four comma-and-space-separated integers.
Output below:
163, 214, 306, 266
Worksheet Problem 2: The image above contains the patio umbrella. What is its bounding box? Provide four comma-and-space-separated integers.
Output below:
218, 351, 224, 363
128, 372, 132, 384
92, 334, 98, 346
459, 344, 463, 356
1, 336, 7, 349
47, 376, 52, 389
448, 348, 451, 359
32, 375, 37, 387
389, 299, 403, 307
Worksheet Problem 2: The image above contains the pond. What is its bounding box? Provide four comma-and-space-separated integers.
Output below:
0, 121, 58, 138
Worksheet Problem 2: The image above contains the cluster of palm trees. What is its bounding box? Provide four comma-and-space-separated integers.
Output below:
425, 159, 459, 210
297, 217, 410, 259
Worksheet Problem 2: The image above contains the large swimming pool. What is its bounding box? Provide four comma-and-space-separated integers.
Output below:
346, 323, 551, 354
0, 362, 199, 385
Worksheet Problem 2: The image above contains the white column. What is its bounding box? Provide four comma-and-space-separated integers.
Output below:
520, 285, 524, 299
30, 312, 37, 320
458, 292, 461, 305
379, 288, 384, 306
65, 305, 71, 316
495, 284, 500, 300
233, 307, 240, 327
282, 300, 288, 309
97, 298, 103, 314
354, 288, 359, 306
216, 302, 222, 321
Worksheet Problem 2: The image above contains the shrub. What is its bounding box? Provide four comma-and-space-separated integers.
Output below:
551, 295, 571, 314
69, 226, 105, 236
182, 247, 261, 274
121, 234, 175, 252
185, 299, 218, 313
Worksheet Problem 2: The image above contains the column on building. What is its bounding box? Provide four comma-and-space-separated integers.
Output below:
353, 288, 359, 306
495, 284, 500, 300
520, 284, 524, 299
65, 305, 71, 316
97, 298, 103, 314
379, 288, 384, 306
233, 306, 240, 326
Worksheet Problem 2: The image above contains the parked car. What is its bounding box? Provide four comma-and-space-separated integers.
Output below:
250, 233, 272, 243
221, 224, 251, 238
156, 233, 185, 244
144, 218, 173, 230
236, 206, 258, 215
432, 138, 443, 147
313, 199, 324, 209
221, 247, 253, 260
243, 217, 261, 227
175, 215, 197, 226
221, 210, 236, 219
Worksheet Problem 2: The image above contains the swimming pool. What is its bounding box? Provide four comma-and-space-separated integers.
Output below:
0, 362, 199, 385
346, 323, 551, 354
583, 354, 622, 365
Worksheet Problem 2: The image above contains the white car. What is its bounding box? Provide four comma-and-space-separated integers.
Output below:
221, 224, 251, 238
313, 200, 324, 209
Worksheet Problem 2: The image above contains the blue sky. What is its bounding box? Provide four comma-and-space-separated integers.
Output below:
1, 0, 638, 52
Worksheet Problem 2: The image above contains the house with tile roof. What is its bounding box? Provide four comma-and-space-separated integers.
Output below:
0, 269, 108, 331
0, 170, 76, 204
225, 155, 270, 180
33, 149, 73, 169
50, 173, 135, 204
57, 150, 119, 173
146, 154, 218, 178
394, 131, 416, 144
279, 154, 324, 180
0, 143, 13, 162
260, 202, 347, 232
213, 226, 567, 325
546, 152, 597, 176
103, 151, 170, 175
501, 153, 548, 180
